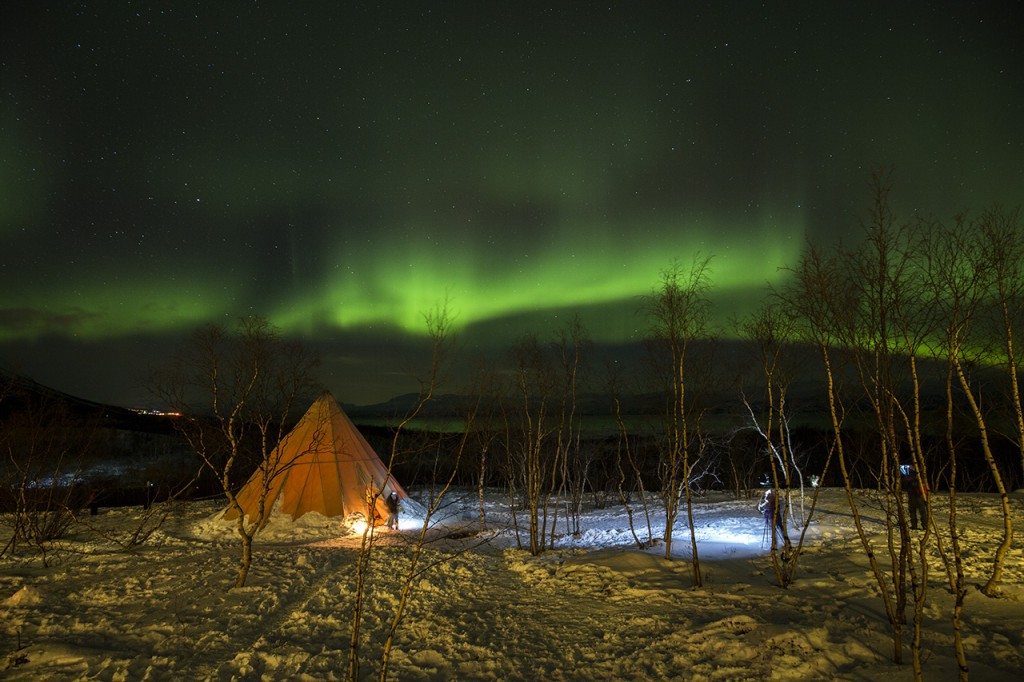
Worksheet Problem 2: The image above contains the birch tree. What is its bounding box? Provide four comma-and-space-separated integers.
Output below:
645, 256, 713, 585
154, 316, 319, 588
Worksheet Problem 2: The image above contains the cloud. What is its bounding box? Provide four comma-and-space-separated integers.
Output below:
0, 307, 103, 340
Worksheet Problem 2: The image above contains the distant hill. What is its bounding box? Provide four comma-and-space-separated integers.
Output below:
0, 370, 176, 434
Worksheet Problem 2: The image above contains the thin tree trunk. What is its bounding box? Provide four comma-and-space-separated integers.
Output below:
946, 366, 970, 680
822, 345, 903, 662
234, 526, 254, 589
952, 357, 1014, 596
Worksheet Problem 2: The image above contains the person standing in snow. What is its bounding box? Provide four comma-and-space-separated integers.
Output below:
758, 488, 791, 549
900, 464, 928, 530
385, 491, 400, 529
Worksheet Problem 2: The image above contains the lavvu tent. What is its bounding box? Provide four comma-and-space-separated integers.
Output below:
222, 391, 407, 528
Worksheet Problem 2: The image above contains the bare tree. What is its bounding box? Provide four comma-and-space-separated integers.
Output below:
344, 301, 456, 682
739, 300, 811, 586
977, 206, 1024, 480
786, 172, 1006, 677
603, 360, 657, 548
923, 215, 1015, 599
464, 360, 504, 532
937, 296, 972, 681
795, 171, 953, 671
548, 316, 590, 542
508, 332, 557, 555
497, 316, 593, 555
786, 238, 911, 655
153, 316, 319, 588
0, 378, 101, 565
645, 256, 713, 585
845, 172, 928, 669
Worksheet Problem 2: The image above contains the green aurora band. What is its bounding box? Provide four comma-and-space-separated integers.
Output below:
287, 214, 805, 341
2, 210, 804, 345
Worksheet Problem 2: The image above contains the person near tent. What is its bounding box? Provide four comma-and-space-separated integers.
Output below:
900, 463, 928, 530
385, 491, 400, 530
758, 488, 791, 549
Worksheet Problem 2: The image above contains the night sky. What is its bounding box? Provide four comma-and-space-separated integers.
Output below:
2, 2, 1022, 408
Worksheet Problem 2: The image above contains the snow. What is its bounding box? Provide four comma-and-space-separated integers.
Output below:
2, 488, 1023, 680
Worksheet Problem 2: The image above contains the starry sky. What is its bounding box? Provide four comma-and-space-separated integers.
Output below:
2, 2, 1022, 408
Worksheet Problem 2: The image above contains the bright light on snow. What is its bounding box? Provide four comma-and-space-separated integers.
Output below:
702, 528, 762, 545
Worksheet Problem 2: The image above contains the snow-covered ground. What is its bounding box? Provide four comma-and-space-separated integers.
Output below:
2, 487, 1022, 681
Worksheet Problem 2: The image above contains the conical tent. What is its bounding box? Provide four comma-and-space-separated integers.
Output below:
222, 391, 407, 528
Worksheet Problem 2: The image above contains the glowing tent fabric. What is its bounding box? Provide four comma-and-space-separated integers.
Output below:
222, 391, 406, 528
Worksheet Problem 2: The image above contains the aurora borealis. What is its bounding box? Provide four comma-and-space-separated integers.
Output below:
2, 3, 1022, 407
